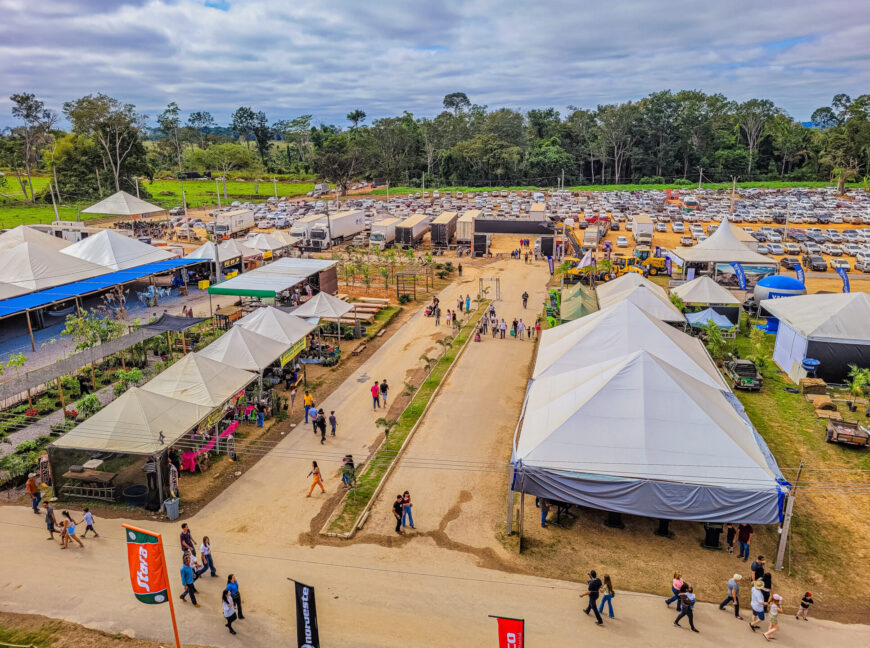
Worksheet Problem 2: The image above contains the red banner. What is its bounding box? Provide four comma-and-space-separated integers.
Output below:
123, 525, 170, 604
495, 616, 524, 648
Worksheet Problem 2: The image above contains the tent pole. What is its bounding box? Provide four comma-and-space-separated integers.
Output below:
505, 485, 514, 535
156, 452, 165, 511
25, 310, 36, 352
27, 388, 33, 409
56, 377, 65, 413
775, 461, 802, 571
518, 491, 525, 554
180, 329, 187, 354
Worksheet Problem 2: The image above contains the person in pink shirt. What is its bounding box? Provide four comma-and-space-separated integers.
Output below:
665, 571, 685, 611
370, 381, 380, 410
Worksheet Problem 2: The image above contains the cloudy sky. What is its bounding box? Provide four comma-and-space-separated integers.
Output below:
1, 0, 867, 129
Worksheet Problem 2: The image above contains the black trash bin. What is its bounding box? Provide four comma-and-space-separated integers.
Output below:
703, 522, 724, 549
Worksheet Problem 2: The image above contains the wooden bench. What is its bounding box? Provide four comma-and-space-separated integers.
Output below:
351, 344, 367, 357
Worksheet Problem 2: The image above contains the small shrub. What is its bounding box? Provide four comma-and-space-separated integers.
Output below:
398, 294, 412, 304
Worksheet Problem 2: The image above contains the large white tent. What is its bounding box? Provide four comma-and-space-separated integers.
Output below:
762, 293, 870, 382
236, 306, 315, 345
671, 275, 740, 306
81, 191, 165, 216
142, 353, 256, 407
0, 282, 29, 299
597, 284, 685, 323
0, 225, 71, 252
52, 387, 212, 455
197, 325, 290, 373
61, 229, 174, 270
513, 351, 785, 523
672, 221, 773, 265
596, 273, 666, 303
292, 291, 353, 319
245, 233, 288, 253
0, 242, 107, 291
533, 300, 727, 389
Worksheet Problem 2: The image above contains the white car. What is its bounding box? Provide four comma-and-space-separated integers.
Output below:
672, 222, 685, 233
767, 243, 784, 255
829, 258, 850, 271
616, 236, 628, 248
821, 243, 843, 256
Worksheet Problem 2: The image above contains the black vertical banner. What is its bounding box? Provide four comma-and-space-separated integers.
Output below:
294, 581, 320, 648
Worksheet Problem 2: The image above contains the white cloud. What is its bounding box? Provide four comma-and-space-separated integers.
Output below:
0, 0, 865, 127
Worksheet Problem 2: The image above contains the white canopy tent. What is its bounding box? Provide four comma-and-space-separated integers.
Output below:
245, 233, 288, 253
0, 282, 29, 299
52, 387, 212, 455
671, 275, 740, 305
762, 293, 870, 383
672, 222, 773, 265
61, 229, 173, 270
533, 300, 727, 389
596, 273, 666, 303
512, 351, 785, 523
197, 325, 290, 373
81, 191, 165, 216
0, 242, 107, 291
292, 291, 353, 319
0, 225, 71, 252
236, 306, 315, 346
597, 284, 685, 323
142, 353, 256, 407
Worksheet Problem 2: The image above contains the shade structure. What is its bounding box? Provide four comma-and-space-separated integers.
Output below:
559, 282, 597, 321
596, 272, 667, 304
81, 191, 164, 216
197, 325, 290, 372
51, 387, 212, 455
60, 229, 173, 270
598, 284, 685, 323
0, 282, 28, 299
291, 291, 353, 319
245, 233, 288, 253
270, 230, 296, 246
513, 351, 785, 523
671, 275, 740, 305
534, 300, 727, 390
236, 306, 315, 345
672, 221, 774, 265
208, 257, 336, 298
142, 353, 256, 407
0, 225, 71, 251
686, 308, 735, 329
762, 293, 870, 382
0, 242, 107, 291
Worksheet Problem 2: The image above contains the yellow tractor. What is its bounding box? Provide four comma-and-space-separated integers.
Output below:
633, 246, 667, 276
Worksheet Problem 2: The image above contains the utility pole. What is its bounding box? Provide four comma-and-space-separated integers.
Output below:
730, 176, 737, 214
49, 182, 59, 221
273, 178, 278, 199
135, 178, 140, 198
213, 238, 223, 283
561, 169, 565, 191
775, 461, 803, 571
216, 179, 222, 208
698, 167, 703, 189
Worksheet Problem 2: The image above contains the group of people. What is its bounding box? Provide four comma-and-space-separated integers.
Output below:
579, 570, 616, 624
178, 522, 245, 635
476, 303, 539, 343
41, 498, 98, 549
392, 490, 414, 534
370, 379, 389, 410
309, 407, 337, 444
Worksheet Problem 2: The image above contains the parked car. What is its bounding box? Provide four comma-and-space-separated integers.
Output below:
782, 242, 801, 255
679, 236, 694, 246
723, 359, 763, 391
780, 256, 801, 269
802, 255, 827, 271
767, 243, 784, 255
610, 221, 620, 231
821, 243, 843, 256
829, 258, 851, 271
616, 236, 628, 248
672, 222, 685, 233
656, 222, 667, 232
757, 245, 769, 254
169, 206, 185, 216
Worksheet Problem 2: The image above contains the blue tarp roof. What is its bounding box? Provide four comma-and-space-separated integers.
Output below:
686, 307, 735, 329
0, 258, 205, 318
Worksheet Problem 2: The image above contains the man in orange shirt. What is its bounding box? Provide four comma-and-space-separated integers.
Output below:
25, 473, 41, 514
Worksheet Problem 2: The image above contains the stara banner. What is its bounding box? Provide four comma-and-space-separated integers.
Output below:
123, 525, 170, 604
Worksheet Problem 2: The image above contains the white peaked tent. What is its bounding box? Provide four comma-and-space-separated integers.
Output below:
246, 233, 288, 253
762, 293, 870, 383
513, 351, 785, 523
671, 275, 740, 305
0, 225, 71, 251
533, 300, 727, 389
596, 272, 666, 303
81, 191, 165, 216
270, 230, 296, 247
672, 221, 772, 264
142, 353, 256, 407
0, 282, 28, 299
292, 291, 353, 319
60, 229, 173, 270
197, 325, 290, 373
598, 284, 685, 323
236, 306, 315, 345
52, 387, 212, 455
0, 242, 107, 290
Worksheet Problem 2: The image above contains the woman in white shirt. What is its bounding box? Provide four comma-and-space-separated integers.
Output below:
222, 589, 237, 635
763, 593, 782, 641
200, 536, 217, 577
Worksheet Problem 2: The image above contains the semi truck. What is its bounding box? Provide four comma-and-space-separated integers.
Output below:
430, 211, 458, 247
213, 209, 254, 240
369, 217, 401, 250
289, 213, 326, 246
308, 210, 366, 250
395, 212, 431, 246
456, 210, 479, 244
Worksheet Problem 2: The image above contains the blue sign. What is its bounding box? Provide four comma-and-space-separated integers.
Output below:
836, 267, 850, 293
794, 264, 805, 284
547, 256, 554, 276
730, 262, 747, 290
665, 256, 672, 277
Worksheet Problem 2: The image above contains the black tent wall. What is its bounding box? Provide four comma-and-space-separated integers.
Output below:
805, 340, 870, 383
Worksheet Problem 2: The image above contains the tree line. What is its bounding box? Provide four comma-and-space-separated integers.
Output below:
2, 90, 869, 203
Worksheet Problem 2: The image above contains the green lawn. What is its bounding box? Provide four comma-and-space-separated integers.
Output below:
0, 205, 84, 228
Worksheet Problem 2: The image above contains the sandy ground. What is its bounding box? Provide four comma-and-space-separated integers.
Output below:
1, 240, 869, 647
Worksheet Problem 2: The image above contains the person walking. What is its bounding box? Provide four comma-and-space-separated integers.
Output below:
179, 554, 199, 607
665, 572, 684, 611
674, 584, 699, 632
200, 536, 217, 577
796, 591, 813, 621
540, 498, 550, 528
227, 574, 244, 619
60, 511, 83, 549
465, 294, 471, 312
511, 318, 518, 339
499, 319, 507, 339
719, 573, 743, 619
340, 455, 355, 489
289, 387, 297, 411
143, 457, 158, 493
307, 461, 325, 496
522, 291, 529, 309
535, 319, 541, 340
725, 523, 736, 554
749, 579, 767, 632
371, 381, 381, 410
435, 306, 441, 326
579, 570, 604, 625
380, 379, 389, 406
311, 408, 320, 434
491, 316, 498, 338
598, 574, 616, 619
256, 402, 265, 428
222, 589, 238, 634
401, 490, 415, 529
329, 411, 337, 436
737, 523, 753, 561
457, 298, 463, 313
303, 391, 314, 423
517, 319, 526, 340
43, 501, 57, 541
458, 263, 462, 277
763, 594, 782, 641
25, 473, 41, 514
81, 507, 99, 538
751, 555, 766, 582
393, 494, 404, 535
318, 410, 327, 444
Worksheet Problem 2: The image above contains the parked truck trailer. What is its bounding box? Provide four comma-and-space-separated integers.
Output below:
214, 209, 255, 240
369, 217, 401, 250
309, 210, 366, 250
395, 212, 431, 246
430, 211, 458, 247
456, 210, 480, 244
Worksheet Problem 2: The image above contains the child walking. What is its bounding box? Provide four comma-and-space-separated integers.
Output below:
80, 507, 99, 538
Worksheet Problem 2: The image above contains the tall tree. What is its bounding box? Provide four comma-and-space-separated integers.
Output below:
62, 94, 146, 192
158, 101, 184, 173
9, 93, 56, 203
443, 92, 471, 116
737, 99, 776, 178
311, 132, 369, 195
347, 109, 367, 129
230, 106, 257, 148
187, 111, 215, 148
597, 103, 639, 185
185, 143, 258, 199
251, 111, 271, 163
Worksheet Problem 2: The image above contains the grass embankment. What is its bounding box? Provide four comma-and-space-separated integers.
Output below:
364, 305, 401, 339
328, 303, 486, 533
